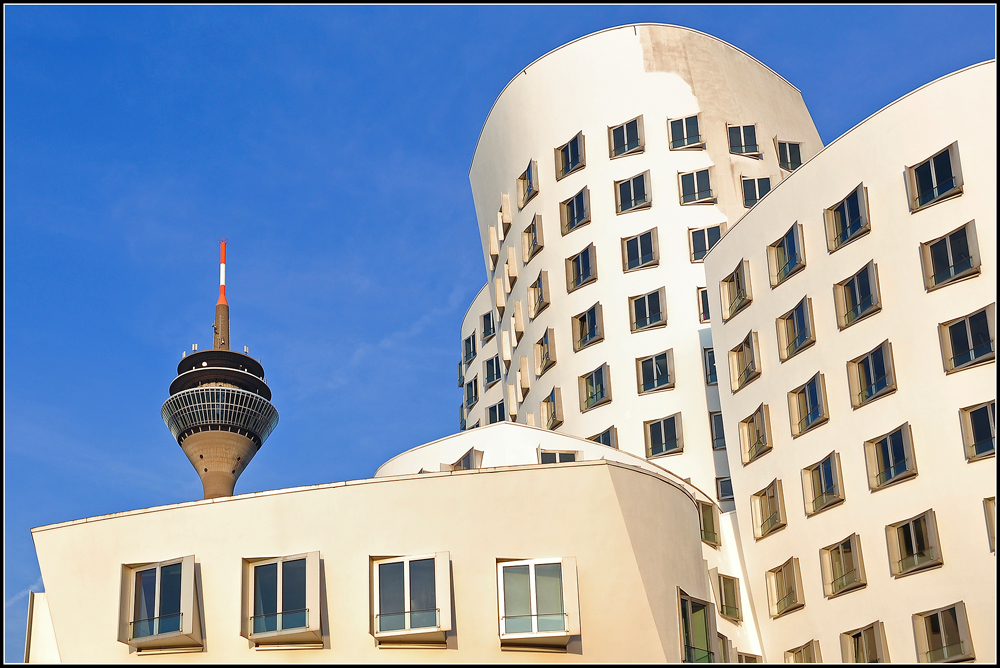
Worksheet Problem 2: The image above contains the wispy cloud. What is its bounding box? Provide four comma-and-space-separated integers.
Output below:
5, 576, 44, 611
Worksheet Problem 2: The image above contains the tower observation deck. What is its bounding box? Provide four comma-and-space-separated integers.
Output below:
161, 240, 279, 499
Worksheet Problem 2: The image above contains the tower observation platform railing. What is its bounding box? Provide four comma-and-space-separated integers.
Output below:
161, 386, 279, 447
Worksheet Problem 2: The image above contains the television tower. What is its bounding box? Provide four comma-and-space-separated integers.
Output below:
161, 240, 279, 499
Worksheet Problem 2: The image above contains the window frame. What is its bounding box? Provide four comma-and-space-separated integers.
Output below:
717, 477, 734, 502
579, 363, 612, 412
751, 478, 787, 539
240, 551, 321, 646
463, 333, 477, 366
484, 355, 502, 388
679, 168, 715, 204
834, 260, 882, 329
728, 123, 761, 157
669, 114, 703, 150
488, 398, 506, 424
710, 412, 726, 450
622, 228, 659, 272
689, 224, 724, 262
372, 553, 453, 644
840, 621, 888, 663
911, 601, 974, 663
589, 426, 618, 449
960, 400, 996, 461
496, 557, 580, 647
608, 115, 645, 158
679, 590, 718, 663
534, 328, 557, 377
615, 170, 652, 214
522, 214, 544, 264
821, 533, 867, 598
864, 423, 918, 490
482, 312, 496, 343
541, 387, 563, 430
847, 339, 897, 408
776, 296, 816, 361
740, 404, 772, 465
788, 372, 829, 437
645, 412, 683, 458
721, 260, 753, 321
572, 302, 604, 351
717, 574, 741, 621
886, 509, 943, 577
630, 287, 666, 332
776, 140, 802, 171
729, 331, 761, 392
554, 131, 586, 180
529, 271, 550, 319
539, 449, 579, 464
699, 502, 721, 547
118, 555, 201, 650
516, 160, 539, 210
451, 447, 483, 471
565, 243, 598, 293
906, 142, 964, 212
801, 451, 845, 516
768, 223, 806, 287
636, 349, 675, 395
704, 347, 718, 386
824, 184, 870, 252
741, 176, 772, 208
698, 287, 711, 323
786, 639, 821, 663
938, 304, 995, 373
465, 376, 479, 409
560, 186, 591, 234
920, 220, 980, 291
766, 557, 804, 618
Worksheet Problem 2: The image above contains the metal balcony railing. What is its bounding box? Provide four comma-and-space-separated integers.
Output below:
926, 642, 964, 662
760, 512, 781, 535
736, 361, 757, 388
858, 375, 889, 403
775, 590, 798, 614
376, 608, 440, 633
701, 528, 718, 543
844, 294, 875, 324
501, 612, 568, 635
720, 604, 740, 620
876, 459, 911, 486
684, 644, 715, 663
797, 405, 823, 433
129, 613, 182, 640
748, 436, 768, 461
727, 289, 748, 317
830, 569, 859, 594
161, 386, 279, 446
932, 256, 974, 285
786, 330, 810, 357
775, 253, 801, 282
898, 549, 935, 573
812, 491, 839, 513
916, 176, 957, 208
670, 134, 702, 149
834, 217, 864, 248
250, 609, 308, 635
682, 189, 714, 204
951, 342, 994, 368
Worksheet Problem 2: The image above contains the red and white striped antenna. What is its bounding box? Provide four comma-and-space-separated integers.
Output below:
217, 238, 228, 306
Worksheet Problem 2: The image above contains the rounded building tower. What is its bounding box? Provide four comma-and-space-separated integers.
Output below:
161, 241, 279, 499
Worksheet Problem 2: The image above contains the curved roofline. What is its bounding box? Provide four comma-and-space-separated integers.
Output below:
705, 58, 997, 253
469, 23, 802, 175
460, 281, 490, 325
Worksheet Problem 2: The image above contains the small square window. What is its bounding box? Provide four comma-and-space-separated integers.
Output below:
907, 142, 963, 211
539, 450, 578, 464
835, 261, 881, 328
622, 228, 659, 271
698, 287, 711, 323
865, 423, 917, 489
912, 601, 975, 663
840, 621, 888, 663
961, 400, 995, 461
637, 349, 674, 394
572, 302, 604, 351
589, 426, 617, 448
802, 451, 845, 515
645, 413, 683, 457
752, 478, 786, 539
939, 304, 995, 372
241, 552, 321, 646
689, 224, 723, 262
485, 355, 502, 388
669, 114, 703, 149
776, 297, 815, 361
728, 124, 760, 156
786, 639, 821, 663
740, 404, 772, 465
560, 187, 591, 234
579, 363, 612, 411
680, 592, 718, 663
534, 328, 557, 376
630, 288, 666, 332
848, 340, 897, 407
118, 556, 202, 650
718, 575, 741, 621
887, 509, 943, 577
373, 553, 452, 644
565, 243, 598, 292
741, 177, 771, 208
767, 557, 804, 617
821, 533, 867, 598
529, 271, 550, 319
541, 387, 563, 430
825, 184, 870, 251
699, 502, 720, 546
921, 220, 980, 290
679, 168, 714, 204
789, 372, 828, 436
463, 333, 477, 366
721, 260, 752, 320
555, 131, 586, 180
522, 214, 544, 264
704, 348, 718, 385
616, 171, 651, 213
497, 558, 580, 646
517, 160, 539, 209
710, 412, 726, 450
768, 223, 806, 286
777, 141, 802, 171
609, 116, 644, 157
488, 399, 506, 424
482, 312, 496, 342
729, 331, 761, 392
465, 377, 479, 409
717, 477, 734, 501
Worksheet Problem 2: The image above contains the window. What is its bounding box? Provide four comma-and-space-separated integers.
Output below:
728, 124, 759, 155
680, 169, 714, 203
573, 303, 604, 350
836, 261, 881, 328
776, 297, 815, 361
609, 115, 644, 157
864, 423, 917, 489
802, 451, 844, 515
452, 447, 482, 471
522, 214, 544, 263
540, 450, 577, 464
821, 534, 867, 598
768, 223, 805, 286
669, 115, 702, 149
541, 388, 563, 430
118, 556, 201, 649
463, 333, 477, 365
465, 377, 479, 409
786, 640, 821, 663
374, 553, 452, 644
752, 479, 786, 539
740, 404, 772, 464
913, 602, 975, 662
739, 652, 762, 663
841, 622, 888, 663
560, 187, 591, 233
742, 177, 771, 208
887, 509, 943, 576
718, 634, 732, 663
529, 271, 550, 318
482, 312, 496, 342
849, 340, 896, 407
645, 413, 683, 457
589, 426, 617, 448
616, 171, 651, 213
580, 363, 611, 411
534, 328, 557, 376
711, 412, 726, 450
485, 355, 502, 388
517, 160, 539, 209
907, 142, 963, 211
459, 404, 466, 431
718, 575, 741, 621
777, 141, 802, 171
717, 478, 734, 501
498, 192, 513, 237
700, 502, 720, 546
825, 184, 870, 251
689, 224, 723, 261
730, 331, 761, 391
704, 348, 717, 385
555, 131, 586, 180
457, 361, 464, 389
698, 288, 711, 323
721, 260, 752, 320
630, 288, 666, 332
488, 399, 506, 424
637, 350, 674, 394
622, 228, 658, 271
940, 304, 995, 372
961, 400, 995, 460
767, 557, 804, 617
986, 497, 996, 552
497, 558, 580, 646
566, 243, 597, 292
789, 372, 828, 436
921, 221, 980, 290
241, 552, 321, 645
680, 592, 716, 663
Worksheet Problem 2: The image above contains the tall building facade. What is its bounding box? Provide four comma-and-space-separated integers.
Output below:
25, 25, 995, 664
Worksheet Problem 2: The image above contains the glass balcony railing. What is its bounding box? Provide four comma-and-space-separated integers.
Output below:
727, 289, 748, 317
951, 342, 994, 369
876, 459, 911, 486
701, 528, 718, 543
584, 389, 607, 409
775, 253, 801, 282
621, 195, 649, 212
779, 160, 801, 171
501, 612, 568, 635
635, 312, 663, 330
797, 406, 823, 433
972, 437, 996, 457
577, 329, 599, 349
926, 642, 964, 662
830, 569, 858, 594
613, 139, 642, 156
642, 376, 670, 392
834, 218, 864, 248
812, 491, 839, 513
682, 189, 714, 204
858, 376, 889, 404
684, 644, 715, 663
251, 609, 308, 635
844, 295, 875, 324
916, 176, 957, 208
731, 143, 759, 154
786, 330, 810, 357
898, 549, 935, 573
775, 590, 798, 614
627, 252, 656, 270
129, 613, 183, 640
760, 512, 780, 535
932, 256, 974, 285
748, 437, 768, 461
376, 608, 440, 633
670, 134, 702, 149
736, 361, 757, 388
720, 604, 740, 620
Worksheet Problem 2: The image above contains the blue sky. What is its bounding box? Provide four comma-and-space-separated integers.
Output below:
3, 5, 995, 660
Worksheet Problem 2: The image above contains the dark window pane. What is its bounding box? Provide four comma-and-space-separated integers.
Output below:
253, 563, 278, 633
409, 558, 437, 629
686, 116, 699, 142
728, 126, 742, 152
379, 561, 405, 631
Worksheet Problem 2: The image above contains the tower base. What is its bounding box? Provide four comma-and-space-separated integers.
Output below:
181, 430, 258, 499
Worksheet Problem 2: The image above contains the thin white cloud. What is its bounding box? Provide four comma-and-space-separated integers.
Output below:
5, 576, 44, 610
